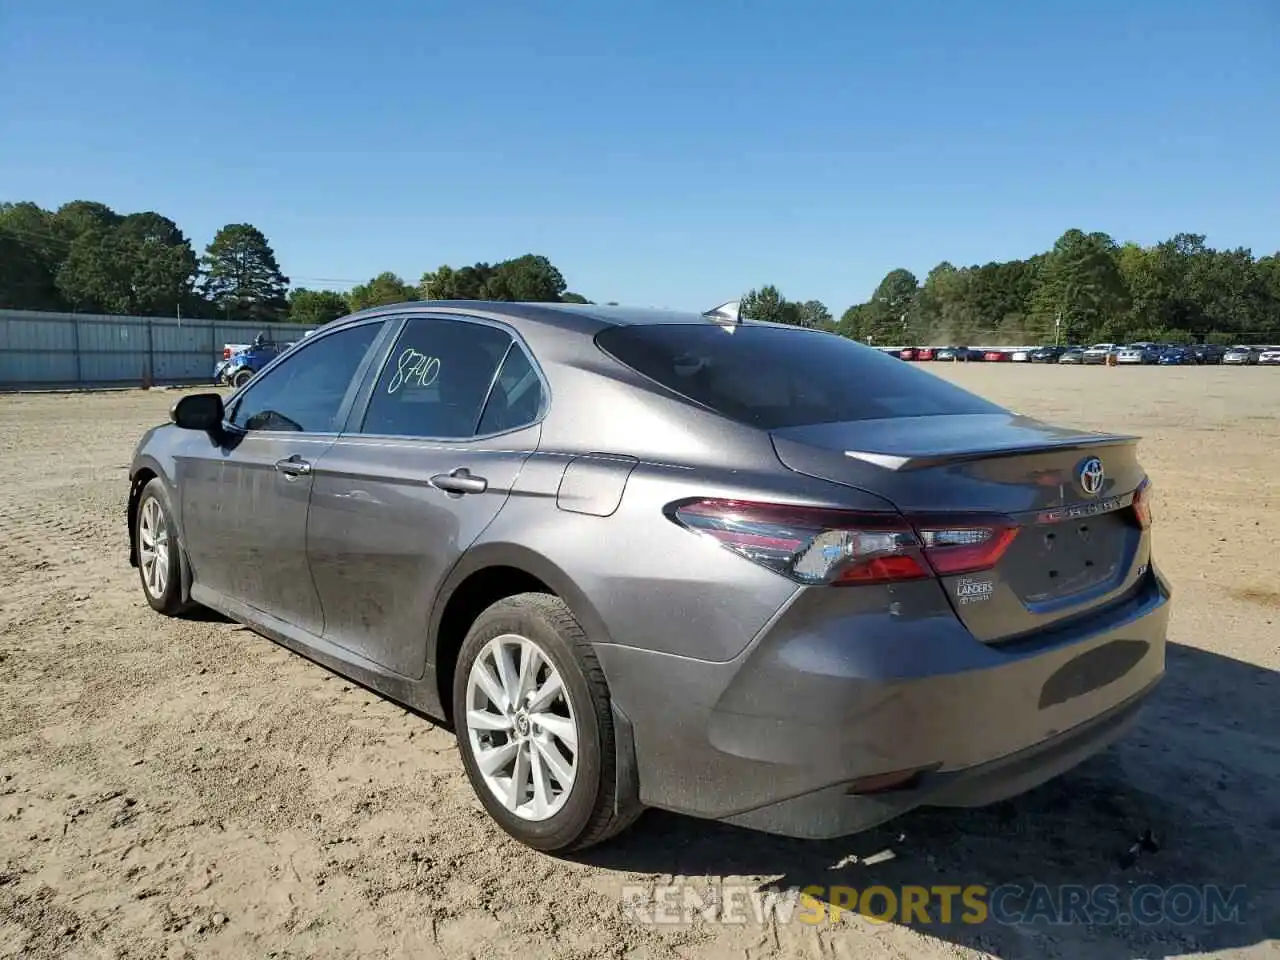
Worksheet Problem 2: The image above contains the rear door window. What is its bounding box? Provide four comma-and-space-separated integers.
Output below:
359, 317, 513, 438
595, 323, 1002, 429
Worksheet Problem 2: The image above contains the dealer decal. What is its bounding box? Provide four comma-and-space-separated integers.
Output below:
955, 577, 995, 605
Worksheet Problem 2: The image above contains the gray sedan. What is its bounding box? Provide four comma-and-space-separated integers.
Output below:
127, 301, 1170, 851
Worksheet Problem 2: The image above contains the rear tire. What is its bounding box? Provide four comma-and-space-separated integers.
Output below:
135, 478, 196, 617
232, 368, 253, 387
452, 593, 641, 852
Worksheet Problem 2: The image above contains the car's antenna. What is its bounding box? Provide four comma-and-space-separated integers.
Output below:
701, 300, 743, 325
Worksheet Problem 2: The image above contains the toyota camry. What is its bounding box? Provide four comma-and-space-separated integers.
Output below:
127, 300, 1170, 852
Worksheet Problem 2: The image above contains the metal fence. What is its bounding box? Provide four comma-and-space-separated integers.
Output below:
0, 309, 317, 390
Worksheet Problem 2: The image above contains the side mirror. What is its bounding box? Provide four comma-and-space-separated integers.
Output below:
171, 393, 225, 434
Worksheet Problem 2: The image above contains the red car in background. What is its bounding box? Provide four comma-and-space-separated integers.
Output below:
916, 347, 936, 361
899, 347, 918, 360
984, 350, 1010, 362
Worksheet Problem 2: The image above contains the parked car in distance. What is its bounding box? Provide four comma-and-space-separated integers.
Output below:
1010, 348, 1032, 362
1115, 343, 1157, 365
899, 347, 919, 361
1058, 348, 1086, 364
934, 346, 970, 361
1223, 345, 1261, 365
216, 338, 296, 386
1190, 344, 1225, 364
213, 343, 250, 383
1083, 343, 1119, 365
1030, 345, 1068, 363
916, 347, 936, 361
1257, 347, 1280, 366
126, 299, 1170, 852
983, 350, 1010, 362
1157, 346, 1195, 365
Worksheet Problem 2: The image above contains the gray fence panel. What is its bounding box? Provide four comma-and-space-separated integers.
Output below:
0, 309, 316, 389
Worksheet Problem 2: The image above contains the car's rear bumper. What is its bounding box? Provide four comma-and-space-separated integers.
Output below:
596, 567, 1170, 839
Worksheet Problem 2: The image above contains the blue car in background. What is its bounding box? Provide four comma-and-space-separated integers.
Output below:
214, 337, 295, 387
1157, 346, 1195, 365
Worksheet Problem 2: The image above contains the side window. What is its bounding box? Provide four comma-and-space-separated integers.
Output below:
229, 322, 382, 433
360, 317, 512, 438
477, 343, 545, 434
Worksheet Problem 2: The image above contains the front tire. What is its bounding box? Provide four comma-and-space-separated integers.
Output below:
232, 368, 254, 387
135, 479, 194, 616
452, 593, 640, 852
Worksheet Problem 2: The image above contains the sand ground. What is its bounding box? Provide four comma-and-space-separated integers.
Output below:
1, 364, 1277, 959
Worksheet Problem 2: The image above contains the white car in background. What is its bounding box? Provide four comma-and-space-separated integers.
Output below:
1010, 347, 1032, 362
1115, 343, 1158, 365
1083, 343, 1118, 365
1258, 347, 1280, 366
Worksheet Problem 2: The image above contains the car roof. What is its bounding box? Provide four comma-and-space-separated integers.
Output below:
328, 300, 804, 337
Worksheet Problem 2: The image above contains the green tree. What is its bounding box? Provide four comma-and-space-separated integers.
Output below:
421, 263, 492, 300
1029, 229, 1127, 341
861, 268, 919, 342
348, 271, 417, 311
52, 200, 121, 239
741, 285, 791, 323
288, 288, 350, 325
486, 254, 567, 301
561, 291, 591, 303
50, 212, 197, 316
118, 212, 198, 316
421, 254, 567, 302
56, 228, 137, 313
199, 223, 289, 321
0, 202, 65, 310
797, 300, 832, 328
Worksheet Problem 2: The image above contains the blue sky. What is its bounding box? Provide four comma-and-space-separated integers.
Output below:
2, 0, 1277, 313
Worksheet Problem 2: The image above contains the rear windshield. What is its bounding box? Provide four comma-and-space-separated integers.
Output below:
595, 323, 1003, 429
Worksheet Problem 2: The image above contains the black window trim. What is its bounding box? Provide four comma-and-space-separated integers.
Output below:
221, 317, 394, 439
340, 311, 551, 443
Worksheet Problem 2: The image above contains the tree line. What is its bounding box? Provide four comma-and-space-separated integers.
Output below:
0, 200, 595, 327
830, 229, 1280, 346
3, 201, 1277, 344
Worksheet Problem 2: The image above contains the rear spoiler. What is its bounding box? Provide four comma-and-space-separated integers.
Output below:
843, 433, 1138, 472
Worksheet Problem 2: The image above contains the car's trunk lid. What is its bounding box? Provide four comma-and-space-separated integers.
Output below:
770, 413, 1150, 643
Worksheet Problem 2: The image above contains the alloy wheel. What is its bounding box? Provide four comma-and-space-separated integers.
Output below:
138, 498, 170, 599
464, 633, 578, 821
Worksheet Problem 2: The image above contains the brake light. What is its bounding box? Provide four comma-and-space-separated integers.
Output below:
668, 499, 1019, 586
223, 347, 232, 360
1132, 479, 1152, 529
669, 499, 929, 585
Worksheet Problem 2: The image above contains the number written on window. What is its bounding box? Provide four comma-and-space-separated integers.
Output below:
387, 349, 442, 394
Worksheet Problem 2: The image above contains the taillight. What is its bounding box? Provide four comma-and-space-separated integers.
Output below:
223, 347, 231, 360
669, 499, 929, 585
1132, 479, 1152, 529
913, 519, 1019, 575
668, 499, 1019, 586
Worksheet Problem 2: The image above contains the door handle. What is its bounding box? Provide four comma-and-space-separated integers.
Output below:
275, 455, 312, 478
430, 468, 488, 495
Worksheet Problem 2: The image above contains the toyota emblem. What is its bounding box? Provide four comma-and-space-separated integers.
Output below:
1078, 457, 1105, 497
